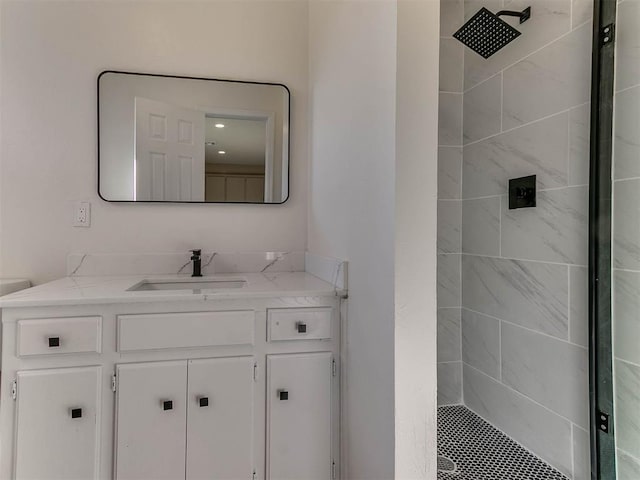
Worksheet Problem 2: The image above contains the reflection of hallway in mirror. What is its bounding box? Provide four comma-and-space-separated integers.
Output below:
205, 167, 265, 203
204, 116, 267, 202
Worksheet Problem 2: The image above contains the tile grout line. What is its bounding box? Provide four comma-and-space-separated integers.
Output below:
455, 251, 588, 269
570, 424, 576, 480
464, 362, 587, 434
567, 266, 572, 342
463, 107, 573, 148
461, 306, 585, 350
614, 356, 640, 371
463, 18, 593, 94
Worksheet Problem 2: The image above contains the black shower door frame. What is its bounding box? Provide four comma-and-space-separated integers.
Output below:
589, 0, 617, 478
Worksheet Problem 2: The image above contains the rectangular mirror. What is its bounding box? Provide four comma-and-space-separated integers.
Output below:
98, 71, 290, 203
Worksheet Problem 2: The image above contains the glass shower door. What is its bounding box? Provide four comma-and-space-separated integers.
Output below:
591, 0, 640, 478
611, 0, 640, 476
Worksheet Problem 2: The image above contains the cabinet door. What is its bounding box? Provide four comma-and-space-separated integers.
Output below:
186, 357, 254, 480
226, 177, 246, 202
245, 177, 265, 202
267, 353, 332, 480
14, 366, 101, 480
115, 361, 187, 480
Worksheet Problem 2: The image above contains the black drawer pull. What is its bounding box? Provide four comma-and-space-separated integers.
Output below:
48, 336, 60, 348
198, 397, 209, 407
162, 400, 173, 411
70, 408, 82, 419
296, 322, 307, 333
278, 389, 289, 401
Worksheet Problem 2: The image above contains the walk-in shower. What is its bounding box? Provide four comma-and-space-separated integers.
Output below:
437, 0, 636, 477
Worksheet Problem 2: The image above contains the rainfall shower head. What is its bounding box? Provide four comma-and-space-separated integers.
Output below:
453, 6, 531, 59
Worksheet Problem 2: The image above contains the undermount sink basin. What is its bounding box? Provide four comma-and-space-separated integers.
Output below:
128, 278, 247, 292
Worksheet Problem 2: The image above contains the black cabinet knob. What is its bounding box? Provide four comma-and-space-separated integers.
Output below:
198, 397, 209, 407
278, 390, 289, 401
296, 322, 307, 333
162, 400, 173, 411
70, 408, 82, 419
48, 336, 60, 348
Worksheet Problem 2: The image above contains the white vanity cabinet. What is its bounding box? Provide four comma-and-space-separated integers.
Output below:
114, 357, 255, 480
0, 296, 341, 480
14, 366, 102, 480
267, 353, 333, 480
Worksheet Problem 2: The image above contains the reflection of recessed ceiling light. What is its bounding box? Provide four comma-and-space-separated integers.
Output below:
218, 150, 226, 154
215, 123, 225, 128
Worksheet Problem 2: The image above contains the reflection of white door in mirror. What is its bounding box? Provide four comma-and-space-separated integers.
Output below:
134, 97, 205, 201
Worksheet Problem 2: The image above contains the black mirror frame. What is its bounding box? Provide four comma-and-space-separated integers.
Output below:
97, 70, 291, 205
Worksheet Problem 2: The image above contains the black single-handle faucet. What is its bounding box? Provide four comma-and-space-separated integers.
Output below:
190, 249, 202, 277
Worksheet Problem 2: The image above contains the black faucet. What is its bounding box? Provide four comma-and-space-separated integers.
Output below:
190, 249, 202, 277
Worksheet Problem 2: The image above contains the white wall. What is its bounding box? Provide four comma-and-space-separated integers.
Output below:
308, 1, 441, 477
308, 2, 398, 477
0, 1, 308, 284
395, 1, 440, 477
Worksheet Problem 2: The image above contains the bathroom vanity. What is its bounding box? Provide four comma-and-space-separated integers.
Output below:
0, 272, 343, 480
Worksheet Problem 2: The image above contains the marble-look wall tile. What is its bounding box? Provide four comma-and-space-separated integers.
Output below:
618, 449, 640, 480
462, 197, 500, 256
572, 0, 593, 28
613, 86, 640, 180
615, 360, 640, 460
463, 73, 502, 144
463, 364, 573, 476
438, 254, 461, 308
614, 179, 640, 269
438, 308, 462, 362
464, 0, 571, 89
614, 269, 640, 365
616, 0, 640, 92
570, 266, 588, 348
501, 323, 589, 428
438, 147, 463, 199
463, 112, 569, 199
461, 309, 500, 379
438, 362, 462, 405
438, 201, 462, 254
502, 23, 591, 129
572, 425, 591, 480
463, 0, 502, 22
441, 0, 464, 37
569, 103, 591, 186
462, 255, 569, 338
501, 186, 588, 265
440, 38, 464, 93
439, 93, 463, 146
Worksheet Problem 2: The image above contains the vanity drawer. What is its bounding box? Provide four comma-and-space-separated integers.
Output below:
117, 311, 255, 352
17, 316, 102, 356
267, 308, 332, 341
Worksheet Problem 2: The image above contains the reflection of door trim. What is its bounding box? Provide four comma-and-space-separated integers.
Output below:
198, 106, 275, 203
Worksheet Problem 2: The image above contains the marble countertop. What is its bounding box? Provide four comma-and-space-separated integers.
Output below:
0, 272, 345, 308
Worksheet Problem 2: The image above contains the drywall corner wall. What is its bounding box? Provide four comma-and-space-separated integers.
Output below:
308, 1, 398, 477
395, 0, 440, 477
0, 1, 308, 284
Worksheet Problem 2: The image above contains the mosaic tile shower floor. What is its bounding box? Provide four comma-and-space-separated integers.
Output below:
437, 405, 569, 480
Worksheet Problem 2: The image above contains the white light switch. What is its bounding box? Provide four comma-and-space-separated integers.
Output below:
73, 201, 91, 227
